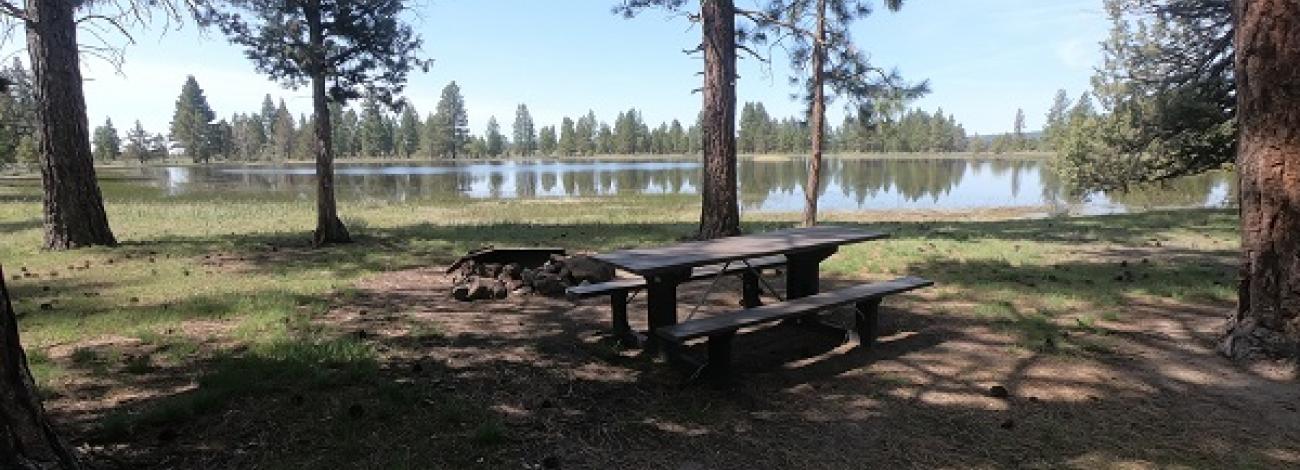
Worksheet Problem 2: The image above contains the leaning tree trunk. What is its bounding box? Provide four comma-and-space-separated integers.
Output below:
307, 1, 351, 247
697, 0, 741, 240
26, 0, 116, 250
0, 267, 81, 469
1221, 0, 1300, 359
801, 0, 827, 228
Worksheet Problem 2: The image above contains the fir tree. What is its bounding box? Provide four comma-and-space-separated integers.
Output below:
91, 118, 121, 162
397, 104, 420, 158
557, 117, 577, 155
431, 81, 469, 158
169, 75, 218, 163
512, 104, 536, 156
485, 117, 506, 157
211, 0, 427, 245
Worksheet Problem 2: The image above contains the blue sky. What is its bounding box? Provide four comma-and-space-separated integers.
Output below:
54, 0, 1107, 137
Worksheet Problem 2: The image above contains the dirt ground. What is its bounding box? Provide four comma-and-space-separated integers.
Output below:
51, 266, 1300, 469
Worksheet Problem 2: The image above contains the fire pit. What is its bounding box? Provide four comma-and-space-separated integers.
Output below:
447, 247, 615, 301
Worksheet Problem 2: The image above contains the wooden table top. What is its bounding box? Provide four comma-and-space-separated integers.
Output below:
594, 226, 888, 276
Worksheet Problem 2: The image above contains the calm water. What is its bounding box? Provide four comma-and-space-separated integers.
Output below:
107, 157, 1235, 215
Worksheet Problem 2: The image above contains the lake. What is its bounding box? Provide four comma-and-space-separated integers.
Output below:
104, 156, 1235, 215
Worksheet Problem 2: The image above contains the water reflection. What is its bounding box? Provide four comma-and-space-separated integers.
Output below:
113, 157, 1235, 214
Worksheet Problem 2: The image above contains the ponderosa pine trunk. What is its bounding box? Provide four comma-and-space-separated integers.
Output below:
26, 0, 116, 250
307, 0, 351, 247
801, 0, 827, 228
0, 267, 81, 469
1222, 0, 1300, 359
697, 0, 741, 239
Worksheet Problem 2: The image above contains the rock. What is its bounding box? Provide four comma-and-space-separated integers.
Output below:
452, 282, 472, 301
491, 280, 509, 299
507, 279, 525, 291
483, 263, 503, 278
521, 269, 537, 285
542, 261, 562, 274
468, 279, 492, 300
988, 385, 1009, 399
565, 255, 615, 283
502, 262, 523, 280
533, 272, 568, 296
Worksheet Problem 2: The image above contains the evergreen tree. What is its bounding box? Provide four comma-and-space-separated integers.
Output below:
1012, 108, 1027, 151
512, 104, 536, 156
0, 60, 35, 167
557, 117, 577, 155
755, 0, 927, 226
613, 108, 644, 154
397, 104, 420, 158
485, 116, 505, 157
1042, 89, 1071, 151
170, 75, 218, 163
538, 125, 557, 156
211, 0, 427, 245
124, 120, 150, 164
575, 110, 597, 155
359, 93, 389, 157
260, 94, 277, 130
431, 81, 469, 158
272, 100, 296, 160
596, 123, 614, 154
1056, 0, 1233, 191
91, 118, 121, 162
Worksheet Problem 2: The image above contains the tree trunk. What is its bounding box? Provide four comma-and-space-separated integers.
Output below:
802, 0, 827, 228
307, 1, 351, 247
26, 0, 116, 250
1222, 0, 1300, 359
0, 267, 81, 469
697, 0, 741, 240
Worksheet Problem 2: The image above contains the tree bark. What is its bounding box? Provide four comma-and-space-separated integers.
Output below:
307, 0, 351, 247
802, 0, 827, 228
0, 267, 81, 469
26, 0, 116, 250
697, 0, 741, 240
1222, 0, 1300, 359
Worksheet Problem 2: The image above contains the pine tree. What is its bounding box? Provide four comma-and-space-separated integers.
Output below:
91, 118, 121, 162
485, 117, 506, 157
618, 0, 749, 238
538, 125, 557, 156
512, 104, 536, 156
170, 76, 218, 163
1012, 108, 1027, 151
212, 0, 427, 245
431, 81, 469, 158
260, 94, 277, 131
1042, 89, 1071, 151
755, 0, 927, 226
272, 100, 296, 160
575, 110, 598, 155
557, 117, 577, 155
397, 104, 420, 158
123, 120, 148, 164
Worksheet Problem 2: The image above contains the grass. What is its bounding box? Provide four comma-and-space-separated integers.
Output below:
0, 178, 1248, 467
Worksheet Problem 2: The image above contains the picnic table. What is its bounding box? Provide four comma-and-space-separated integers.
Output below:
593, 226, 889, 353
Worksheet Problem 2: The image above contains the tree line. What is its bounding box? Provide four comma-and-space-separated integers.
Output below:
42, 77, 1001, 168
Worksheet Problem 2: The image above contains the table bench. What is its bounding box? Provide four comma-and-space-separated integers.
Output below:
567, 255, 788, 345
656, 276, 934, 379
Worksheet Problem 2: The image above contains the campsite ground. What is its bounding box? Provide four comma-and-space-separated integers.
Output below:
1, 183, 1295, 468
